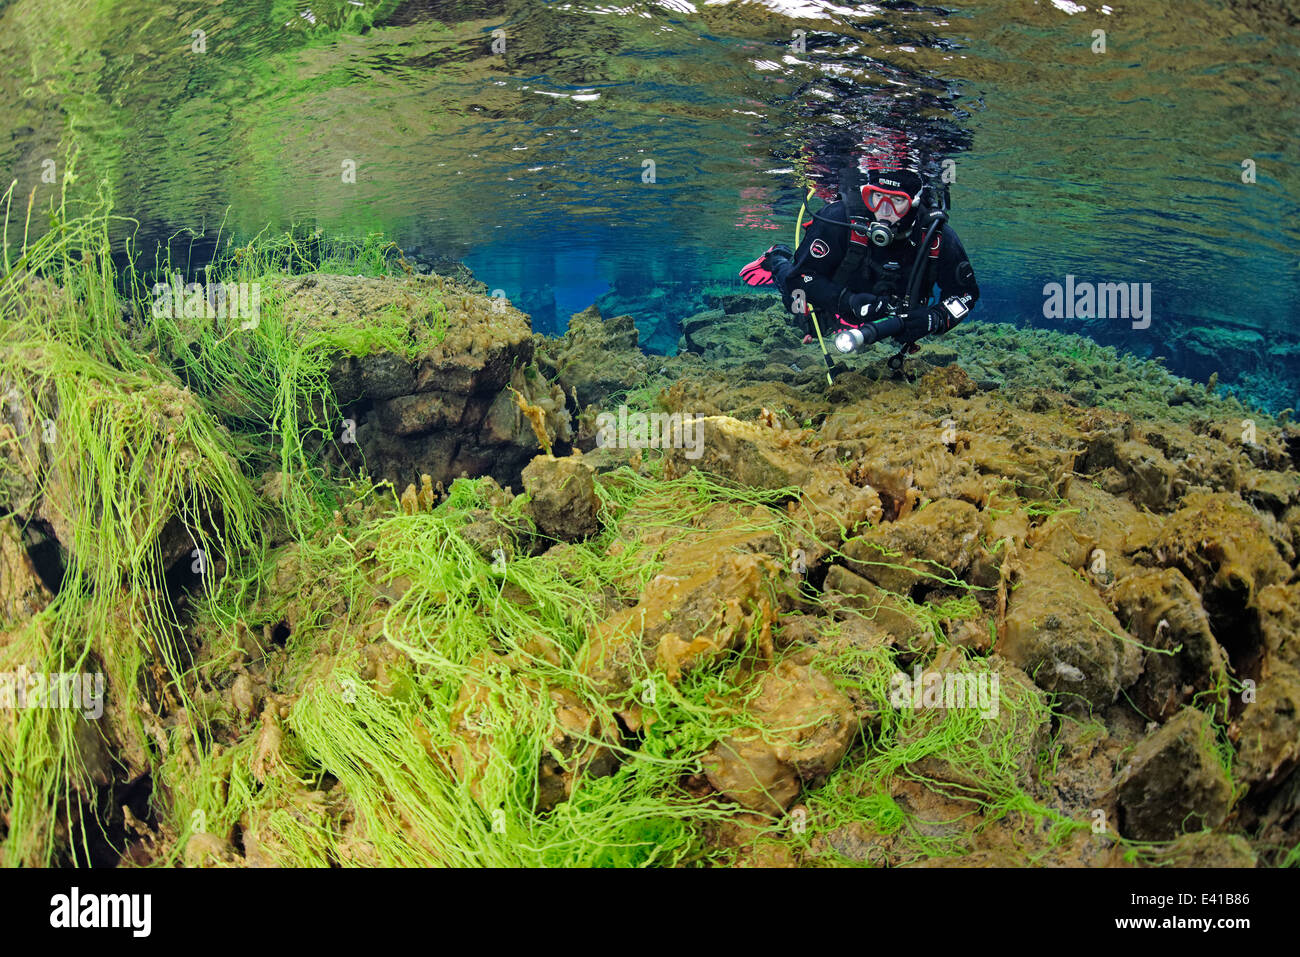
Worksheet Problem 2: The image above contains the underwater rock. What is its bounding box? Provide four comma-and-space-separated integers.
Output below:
0, 366, 217, 575
703, 291, 774, 316
276, 272, 576, 490
661, 414, 816, 490
487, 365, 572, 449
789, 468, 883, 550
1142, 831, 1258, 868
184, 832, 241, 868
0, 515, 53, 623
702, 655, 855, 814
534, 305, 650, 409
1230, 660, 1300, 788
1143, 492, 1290, 600
1242, 467, 1300, 516
449, 655, 619, 813
18, 260, 1297, 867
1115, 706, 1234, 841
1041, 716, 1124, 824
1257, 582, 1300, 670
676, 297, 804, 372
1053, 479, 1163, 581
963, 423, 1079, 503
917, 364, 979, 399
458, 511, 533, 566
998, 551, 1142, 712
897, 648, 1049, 799
580, 551, 780, 700
372, 388, 472, 435
842, 497, 985, 594
1112, 568, 1229, 723
821, 565, 933, 654
1078, 433, 1177, 510
521, 453, 601, 542
1246, 763, 1300, 866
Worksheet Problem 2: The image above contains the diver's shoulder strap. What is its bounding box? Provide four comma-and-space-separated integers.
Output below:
829, 188, 873, 290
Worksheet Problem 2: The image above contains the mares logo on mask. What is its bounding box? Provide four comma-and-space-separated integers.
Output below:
810, 239, 829, 258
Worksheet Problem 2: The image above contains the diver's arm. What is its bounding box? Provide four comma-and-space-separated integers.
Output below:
933, 226, 979, 322
772, 202, 857, 321
897, 226, 980, 342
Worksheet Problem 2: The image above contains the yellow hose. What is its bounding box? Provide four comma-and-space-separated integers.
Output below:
795, 185, 835, 386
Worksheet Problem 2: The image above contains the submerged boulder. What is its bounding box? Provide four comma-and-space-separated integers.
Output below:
276, 273, 572, 490
1142, 831, 1258, 868
821, 565, 933, 653
1112, 567, 1229, 722
702, 655, 856, 814
1115, 707, 1234, 841
1231, 660, 1300, 788
998, 552, 1142, 712
534, 305, 649, 408
661, 414, 817, 490
1144, 492, 1290, 602
842, 497, 985, 594
521, 453, 601, 542
580, 550, 781, 700
896, 649, 1049, 799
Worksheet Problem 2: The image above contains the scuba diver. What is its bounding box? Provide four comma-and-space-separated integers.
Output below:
740, 162, 979, 374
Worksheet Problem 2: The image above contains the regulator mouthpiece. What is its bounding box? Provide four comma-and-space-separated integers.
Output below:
868, 221, 896, 246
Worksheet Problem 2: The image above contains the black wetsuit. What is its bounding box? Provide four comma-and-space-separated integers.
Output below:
771, 198, 980, 338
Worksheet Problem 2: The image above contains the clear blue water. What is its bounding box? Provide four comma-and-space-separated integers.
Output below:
2, 0, 1297, 405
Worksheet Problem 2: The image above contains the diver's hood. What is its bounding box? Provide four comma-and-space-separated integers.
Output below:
837, 164, 925, 239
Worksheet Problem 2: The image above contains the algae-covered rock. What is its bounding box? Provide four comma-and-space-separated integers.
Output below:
842, 497, 985, 594
963, 423, 1079, 502
1115, 707, 1234, 841
1079, 434, 1177, 510
1247, 763, 1300, 866
1231, 660, 1300, 787
821, 565, 933, 653
1144, 492, 1290, 601
1112, 567, 1229, 722
702, 656, 855, 814
896, 649, 1049, 798
998, 552, 1142, 711
0, 515, 53, 623
1030, 479, 1160, 579
580, 551, 780, 699
1257, 582, 1300, 669
787, 467, 883, 548
449, 655, 619, 813
275, 272, 578, 490
1142, 831, 1258, 868
535, 305, 649, 408
521, 453, 601, 542
661, 414, 816, 491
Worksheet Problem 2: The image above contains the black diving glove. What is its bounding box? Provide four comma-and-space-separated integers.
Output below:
899, 304, 960, 342
764, 243, 794, 268
836, 290, 889, 324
